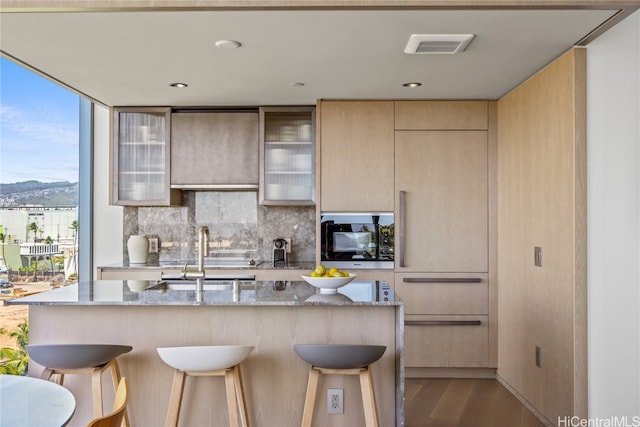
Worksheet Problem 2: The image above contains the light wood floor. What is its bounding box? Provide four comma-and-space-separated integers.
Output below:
405, 378, 547, 427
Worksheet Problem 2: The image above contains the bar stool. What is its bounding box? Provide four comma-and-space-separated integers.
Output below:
156, 345, 254, 427
294, 344, 386, 427
26, 344, 132, 427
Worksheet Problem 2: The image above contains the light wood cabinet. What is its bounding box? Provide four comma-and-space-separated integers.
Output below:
404, 314, 489, 368
392, 101, 496, 371
395, 100, 488, 130
395, 130, 488, 272
395, 273, 488, 315
319, 101, 395, 212
259, 107, 315, 205
171, 110, 259, 188
110, 107, 181, 206
397, 273, 490, 368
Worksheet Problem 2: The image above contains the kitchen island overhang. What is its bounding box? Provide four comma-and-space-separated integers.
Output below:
10, 280, 404, 427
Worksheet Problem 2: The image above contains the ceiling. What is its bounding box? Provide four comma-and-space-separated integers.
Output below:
0, 7, 621, 106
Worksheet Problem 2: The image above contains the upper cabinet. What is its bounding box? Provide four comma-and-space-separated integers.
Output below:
171, 110, 259, 189
395, 101, 488, 130
259, 107, 316, 206
319, 101, 395, 212
110, 107, 181, 206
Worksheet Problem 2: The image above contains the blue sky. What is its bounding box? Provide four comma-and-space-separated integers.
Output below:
0, 57, 79, 184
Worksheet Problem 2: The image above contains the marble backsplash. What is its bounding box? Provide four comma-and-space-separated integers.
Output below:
123, 191, 315, 265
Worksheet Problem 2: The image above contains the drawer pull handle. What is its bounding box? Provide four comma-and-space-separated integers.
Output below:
403, 278, 482, 283
398, 190, 406, 268
405, 320, 482, 326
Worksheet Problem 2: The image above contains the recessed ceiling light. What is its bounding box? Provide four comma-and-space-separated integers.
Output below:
403, 82, 422, 88
169, 82, 188, 88
215, 40, 242, 49
291, 82, 305, 87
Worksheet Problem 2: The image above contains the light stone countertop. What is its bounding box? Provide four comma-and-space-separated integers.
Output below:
8, 280, 400, 307
97, 261, 316, 270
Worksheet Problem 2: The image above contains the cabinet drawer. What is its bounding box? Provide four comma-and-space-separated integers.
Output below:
394, 101, 488, 130
395, 273, 488, 315
405, 315, 489, 368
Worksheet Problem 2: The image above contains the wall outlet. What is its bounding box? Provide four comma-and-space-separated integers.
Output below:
148, 238, 159, 253
285, 238, 292, 253
327, 388, 343, 414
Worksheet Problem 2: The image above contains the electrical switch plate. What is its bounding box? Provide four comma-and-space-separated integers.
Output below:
148, 238, 159, 253
327, 388, 343, 414
534, 246, 542, 267
285, 238, 292, 253
535, 345, 542, 368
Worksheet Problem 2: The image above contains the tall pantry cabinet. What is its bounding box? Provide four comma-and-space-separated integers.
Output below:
394, 101, 497, 373
317, 100, 497, 373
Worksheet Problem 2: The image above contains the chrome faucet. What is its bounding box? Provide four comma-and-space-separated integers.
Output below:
181, 225, 209, 299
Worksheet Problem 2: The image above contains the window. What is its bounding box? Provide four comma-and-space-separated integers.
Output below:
0, 57, 85, 284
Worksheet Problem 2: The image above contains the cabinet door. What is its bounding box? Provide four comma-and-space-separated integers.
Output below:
111, 107, 181, 206
395, 273, 488, 315
259, 107, 315, 205
320, 101, 394, 212
395, 100, 488, 130
404, 314, 489, 368
395, 131, 488, 272
171, 111, 259, 188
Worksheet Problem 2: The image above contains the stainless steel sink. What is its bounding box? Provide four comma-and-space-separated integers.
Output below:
148, 280, 256, 291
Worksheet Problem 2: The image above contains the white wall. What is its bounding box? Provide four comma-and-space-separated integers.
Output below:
92, 105, 123, 278
587, 10, 640, 418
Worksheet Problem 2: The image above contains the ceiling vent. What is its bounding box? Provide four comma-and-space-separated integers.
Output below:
404, 34, 475, 54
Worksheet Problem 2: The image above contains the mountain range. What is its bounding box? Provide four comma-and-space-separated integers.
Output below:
0, 180, 79, 207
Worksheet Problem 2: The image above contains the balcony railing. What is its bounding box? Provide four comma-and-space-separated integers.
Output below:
20, 243, 61, 256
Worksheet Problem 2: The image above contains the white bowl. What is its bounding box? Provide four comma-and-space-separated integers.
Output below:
301, 273, 357, 294
157, 345, 254, 372
127, 280, 149, 292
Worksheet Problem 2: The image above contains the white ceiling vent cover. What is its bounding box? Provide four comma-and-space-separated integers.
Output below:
404, 34, 475, 54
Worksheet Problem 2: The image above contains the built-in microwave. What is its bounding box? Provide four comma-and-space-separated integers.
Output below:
320, 213, 394, 269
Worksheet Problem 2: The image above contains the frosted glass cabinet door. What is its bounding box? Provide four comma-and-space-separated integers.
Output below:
259, 107, 316, 206
111, 107, 181, 206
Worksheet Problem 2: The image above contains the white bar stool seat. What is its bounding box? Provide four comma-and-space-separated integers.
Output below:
157, 345, 254, 427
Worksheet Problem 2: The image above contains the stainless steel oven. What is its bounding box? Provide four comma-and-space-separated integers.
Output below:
320, 213, 394, 269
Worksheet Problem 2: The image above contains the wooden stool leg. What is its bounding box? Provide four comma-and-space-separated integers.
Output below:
165, 370, 187, 427
301, 367, 320, 427
359, 367, 379, 427
107, 360, 130, 427
40, 368, 55, 381
225, 368, 240, 427
91, 367, 105, 419
233, 365, 250, 427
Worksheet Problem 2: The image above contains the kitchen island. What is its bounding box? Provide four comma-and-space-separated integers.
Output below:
10, 280, 403, 427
